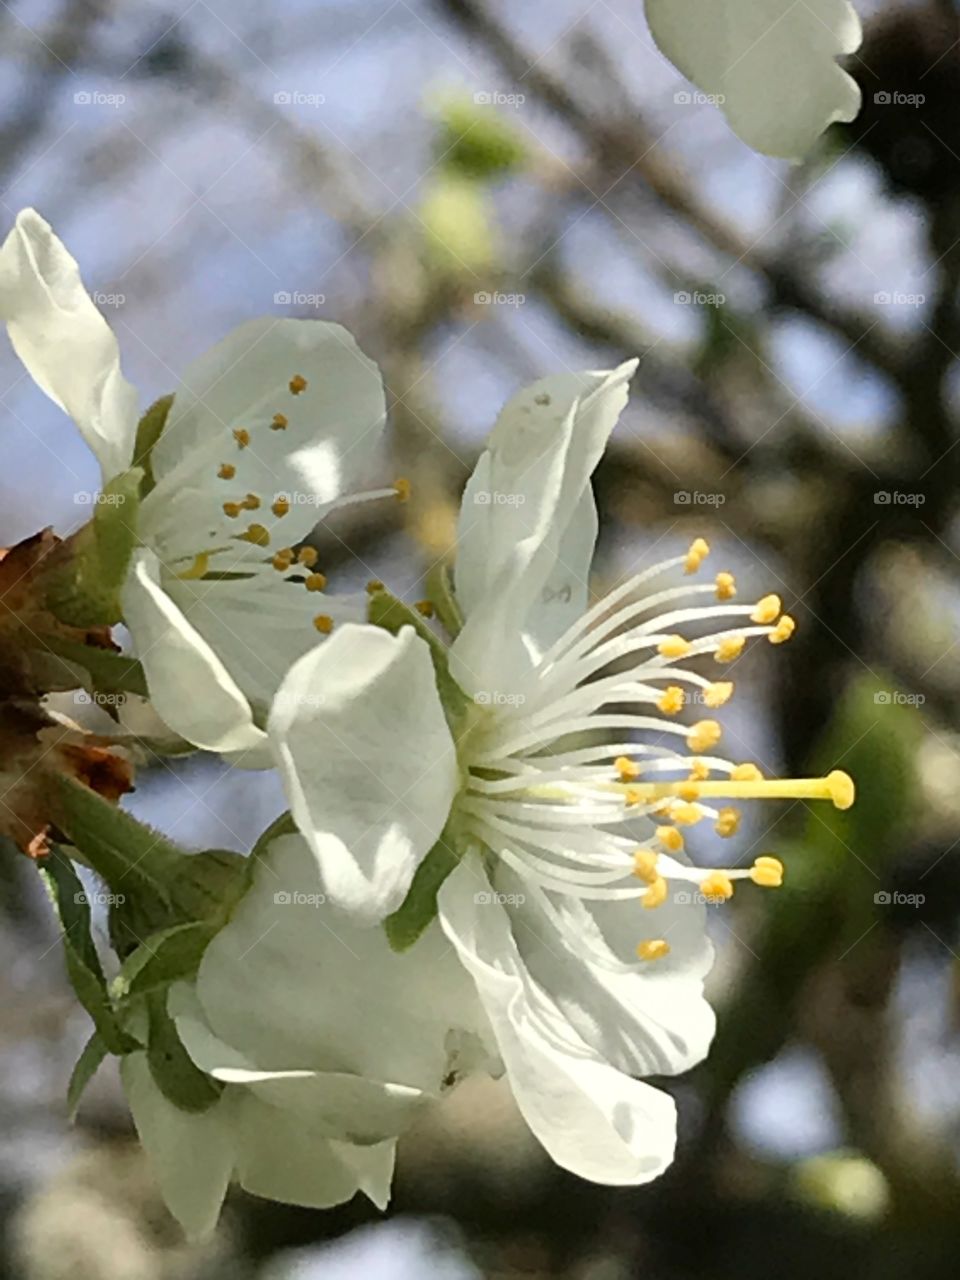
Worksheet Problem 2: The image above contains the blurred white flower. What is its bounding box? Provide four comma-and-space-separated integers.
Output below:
646, 0, 862, 159
268, 361, 855, 1184
0, 208, 393, 762
122, 830, 489, 1238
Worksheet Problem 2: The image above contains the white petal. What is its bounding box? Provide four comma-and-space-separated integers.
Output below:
143, 317, 386, 560
438, 859, 679, 1185
268, 626, 458, 922
120, 1052, 237, 1240
646, 0, 862, 160
122, 548, 268, 756
451, 362, 636, 695
190, 832, 486, 1094
0, 209, 138, 480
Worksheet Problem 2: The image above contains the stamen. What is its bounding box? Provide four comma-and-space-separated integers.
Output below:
715, 635, 745, 662
177, 553, 210, 580
217, 463, 236, 480
657, 686, 685, 715
703, 681, 733, 708
684, 537, 710, 574
272, 551, 294, 571
700, 872, 734, 901
715, 572, 736, 600
289, 375, 307, 395
272, 497, 291, 517
366, 579, 385, 593
415, 600, 435, 618
658, 635, 691, 658
688, 759, 710, 781
298, 547, 319, 567
672, 803, 705, 826
272, 412, 289, 430
394, 477, 411, 503
750, 856, 784, 887
656, 825, 684, 852
305, 572, 327, 592
313, 614, 334, 634
223, 501, 243, 518
751, 594, 781, 624
632, 849, 659, 882
615, 756, 641, 781
731, 763, 763, 781
769, 615, 796, 644
687, 720, 722, 752
602, 771, 855, 810
637, 938, 670, 961
233, 428, 250, 449
715, 807, 741, 837
642, 877, 668, 908
243, 493, 261, 510
238, 523, 270, 546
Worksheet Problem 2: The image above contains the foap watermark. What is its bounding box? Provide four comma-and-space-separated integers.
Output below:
92, 291, 125, 309
873, 291, 925, 308
473, 90, 525, 108
474, 489, 525, 506
272, 689, 326, 712
674, 888, 731, 907
74, 890, 125, 906
474, 290, 525, 307
274, 290, 325, 308
874, 690, 926, 707
674, 490, 726, 507
74, 490, 128, 506
874, 490, 925, 506
874, 890, 925, 907
674, 289, 725, 307
474, 890, 526, 906
873, 90, 925, 108
474, 690, 526, 708
273, 90, 326, 107
74, 690, 127, 708
273, 890, 327, 907
674, 89, 726, 106
73, 89, 126, 108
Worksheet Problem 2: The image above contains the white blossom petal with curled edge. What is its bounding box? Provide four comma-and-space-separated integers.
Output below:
268, 625, 460, 922
0, 208, 139, 481
438, 858, 680, 1186
451, 361, 636, 697
645, 0, 862, 160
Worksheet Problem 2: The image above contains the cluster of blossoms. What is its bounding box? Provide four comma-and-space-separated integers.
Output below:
0, 0, 863, 1220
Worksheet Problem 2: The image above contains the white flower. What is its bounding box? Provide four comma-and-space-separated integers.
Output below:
0, 208, 394, 760
646, 0, 862, 159
268, 362, 854, 1185
122, 831, 489, 1237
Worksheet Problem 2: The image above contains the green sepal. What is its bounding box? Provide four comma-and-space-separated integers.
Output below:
46, 467, 143, 627
384, 827, 461, 952
133, 394, 173, 496
424, 561, 463, 638
367, 588, 470, 724
66, 1031, 109, 1120
38, 853, 140, 1055
115, 920, 218, 1001
146, 991, 223, 1113
40, 635, 149, 698
251, 810, 297, 862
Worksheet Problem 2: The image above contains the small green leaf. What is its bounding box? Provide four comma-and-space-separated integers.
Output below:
67, 1031, 108, 1121
434, 96, 526, 179
367, 588, 470, 724
118, 920, 217, 999
146, 992, 222, 1113
38, 854, 139, 1055
385, 829, 460, 952
424, 562, 463, 638
40, 636, 149, 697
133, 394, 173, 496
251, 810, 297, 863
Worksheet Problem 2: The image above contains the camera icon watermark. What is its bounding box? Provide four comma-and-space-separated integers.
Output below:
473, 290, 526, 307
673, 89, 726, 106
674, 490, 726, 506
473, 890, 526, 905
873, 291, 924, 307
273, 290, 325, 308
473, 90, 525, 108
273, 889, 326, 907
873, 90, 925, 108
874, 890, 925, 906
674, 289, 725, 307
73, 89, 126, 108
474, 690, 526, 708
873, 690, 925, 706
473, 489, 526, 506
273, 90, 326, 107
873, 490, 925, 506
74, 890, 125, 906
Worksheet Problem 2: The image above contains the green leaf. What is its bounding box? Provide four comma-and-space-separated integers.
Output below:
118, 921, 218, 999
434, 95, 526, 180
146, 992, 222, 1113
46, 468, 143, 626
133, 394, 173, 496
40, 636, 149, 697
66, 1031, 108, 1121
384, 829, 460, 952
38, 853, 139, 1055
367, 588, 470, 724
424, 562, 463, 638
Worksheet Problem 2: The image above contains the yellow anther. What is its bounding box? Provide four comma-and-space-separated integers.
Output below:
272, 552, 293, 571
689, 759, 710, 781
826, 770, 855, 810
687, 719, 722, 753
238, 523, 270, 546
217, 463, 236, 480
624, 786, 644, 807
394, 477, 411, 503
633, 849, 659, 883
703, 681, 734, 708
678, 782, 701, 803
768, 615, 796, 645
684, 537, 710, 573
305, 572, 328, 592
657, 685, 685, 715
636, 938, 671, 961
223, 501, 243, 518
243, 493, 261, 510
750, 856, 785, 888
313, 614, 334, 634
233, 428, 250, 449
272, 498, 291, 518
271, 412, 289, 430
415, 600, 435, 618
615, 755, 640, 781
177, 553, 210, 580
658, 635, 691, 659
289, 374, 307, 395
642, 876, 668, 909
751, 594, 781, 625
297, 546, 319, 567
700, 872, 734, 902
731, 762, 763, 782
656, 825, 684, 853
366, 579, 385, 594
672, 802, 704, 826
715, 807, 741, 837
715, 635, 745, 663
715, 571, 736, 600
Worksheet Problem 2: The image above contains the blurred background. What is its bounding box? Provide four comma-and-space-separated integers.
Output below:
2, 0, 960, 1275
